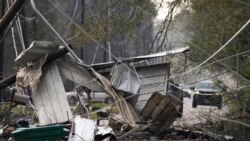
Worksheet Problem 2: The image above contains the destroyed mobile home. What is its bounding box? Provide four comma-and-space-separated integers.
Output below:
0, 40, 187, 140
0, 0, 231, 141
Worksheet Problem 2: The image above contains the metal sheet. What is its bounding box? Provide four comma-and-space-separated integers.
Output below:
110, 62, 140, 94
15, 41, 58, 66
55, 55, 104, 92
31, 63, 73, 125
125, 47, 189, 61
68, 116, 96, 141
135, 63, 170, 111
90, 47, 189, 70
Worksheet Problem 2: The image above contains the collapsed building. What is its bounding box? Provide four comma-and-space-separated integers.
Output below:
0, 40, 187, 140
0, 0, 190, 140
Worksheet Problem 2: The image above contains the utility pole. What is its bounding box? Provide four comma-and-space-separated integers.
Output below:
0, 0, 27, 34
103, 0, 112, 62
80, 0, 85, 61
0, 0, 6, 102
20, 8, 29, 48
107, 0, 112, 62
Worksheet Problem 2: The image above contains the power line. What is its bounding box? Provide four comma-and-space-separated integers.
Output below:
201, 49, 250, 69
170, 19, 250, 79
176, 49, 250, 86
64, 0, 79, 38
41, 0, 250, 128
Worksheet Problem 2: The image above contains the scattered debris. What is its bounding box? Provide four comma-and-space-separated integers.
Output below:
1, 1, 233, 140
68, 116, 96, 141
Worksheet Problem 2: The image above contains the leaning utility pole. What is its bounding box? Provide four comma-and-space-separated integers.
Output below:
0, 0, 27, 34
80, 0, 85, 61
103, 0, 112, 62
107, 0, 112, 62
20, 8, 29, 48
0, 0, 6, 102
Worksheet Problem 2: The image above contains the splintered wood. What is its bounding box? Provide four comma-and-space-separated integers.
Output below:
140, 92, 180, 132
91, 69, 142, 127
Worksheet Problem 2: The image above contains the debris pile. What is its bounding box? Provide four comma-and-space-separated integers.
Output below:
0, 1, 200, 140
0, 40, 187, 140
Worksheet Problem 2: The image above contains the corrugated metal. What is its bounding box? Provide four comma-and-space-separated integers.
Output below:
55, 55, 104, 92
68, 116, 96, 141
15, 41, 58, 66
110, 62, 140, 94
90, 47, 189, 70
135, 63, 170, 111
31, 63, 73, 125
130, 47, 189, 61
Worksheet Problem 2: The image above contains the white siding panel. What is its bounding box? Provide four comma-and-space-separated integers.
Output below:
32, 63, 73, 125
135, 63, 169, 111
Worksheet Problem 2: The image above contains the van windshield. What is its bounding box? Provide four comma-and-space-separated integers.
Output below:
195, 82, 217, 91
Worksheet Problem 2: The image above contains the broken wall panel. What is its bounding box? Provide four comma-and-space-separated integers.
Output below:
31, 63, 72, 125
135, 63, 170, 111
68, 116, 96, 141
138, 84, 165, 95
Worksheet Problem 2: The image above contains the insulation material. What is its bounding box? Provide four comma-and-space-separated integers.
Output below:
55, 55, 104, 92
31, 63, 73, 125
91, 69, 141, 127
15, 41, 58, 66
16, 55, 47, 92
68, 116, 96, 141
110, 62, 140, 94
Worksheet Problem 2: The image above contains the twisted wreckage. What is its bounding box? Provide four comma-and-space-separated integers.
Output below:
0, 0, 189, 140
0, 41, 188, 140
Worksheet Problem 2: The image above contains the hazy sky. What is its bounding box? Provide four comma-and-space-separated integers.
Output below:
153, 0, 187, 21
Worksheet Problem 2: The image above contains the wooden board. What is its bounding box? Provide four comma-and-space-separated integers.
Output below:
140, 92, 179, 132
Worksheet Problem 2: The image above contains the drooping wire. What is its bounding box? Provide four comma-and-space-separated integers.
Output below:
170, 19, 250, 79
6, 0, 18, 57
45, 0, 250, 128
64, 0, 79, 38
